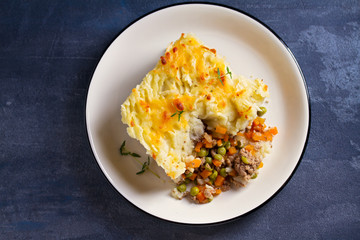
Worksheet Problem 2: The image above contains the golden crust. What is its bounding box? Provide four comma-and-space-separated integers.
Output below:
121, 33, 269, 180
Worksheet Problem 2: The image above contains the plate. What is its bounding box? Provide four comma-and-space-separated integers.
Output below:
86, 3, 309, 225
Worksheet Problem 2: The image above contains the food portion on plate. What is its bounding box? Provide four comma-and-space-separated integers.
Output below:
121, 33, 277, 203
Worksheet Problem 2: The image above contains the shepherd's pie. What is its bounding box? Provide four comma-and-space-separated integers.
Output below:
121, 33, 274, 188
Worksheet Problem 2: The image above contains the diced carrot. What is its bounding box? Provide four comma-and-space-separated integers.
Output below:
192, 159, 202, 168
257, 117, 265, 125
200, 170, 212, 179
214, 188, 222, 195
258, 162, 264, 169
259, 130, 270, 141
264, 131, 273, 141
244, 132, 252, 139
230, 138, 237, 146
195, 142, 203, 152
263, 135, 269, 141
205, 141, 213, 148
228, 146, 237, 155
252, 132, 264, 141
215, 126, 227, 134
269, 127, 278, 135
252, 125, 260, 132
202, 137, 213, 148
229, 170, 237, 177
253, 118, 260, 126
196, 191, 206, 203
186, 158, 202, 169
253, 117, 265, 132
223, 134, 229, 142
197, 185, 205, 192
245, 144, 254, 152
212, 160, 222, 167
214, 175, 225, 187
188, 173, 197, 181
217, 139, 223, 146
237, 132, 244, 137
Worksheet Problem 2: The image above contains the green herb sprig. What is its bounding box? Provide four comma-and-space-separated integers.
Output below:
120, 141, 160, 178
217, 67, 232, 86
171, 110, 184, 121
136, 157, 150, 175
120, 140, 141, 157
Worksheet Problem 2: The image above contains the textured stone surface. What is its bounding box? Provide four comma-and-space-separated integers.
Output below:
0, 0, 359, 239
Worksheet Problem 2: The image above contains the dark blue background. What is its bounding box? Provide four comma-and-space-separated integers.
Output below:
1, 0, 359, 239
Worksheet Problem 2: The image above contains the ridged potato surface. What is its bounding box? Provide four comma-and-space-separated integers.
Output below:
121, 33, 269, 180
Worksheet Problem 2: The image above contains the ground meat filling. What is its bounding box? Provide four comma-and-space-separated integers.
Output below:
174, 129, 261, 203
172, 117, 278, 204
234, 148, 261, 180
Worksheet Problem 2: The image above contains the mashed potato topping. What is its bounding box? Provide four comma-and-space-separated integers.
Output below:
121, 33, 269, 180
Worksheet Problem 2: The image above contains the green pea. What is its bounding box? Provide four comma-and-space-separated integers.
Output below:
251, 173, 258, 179
205, 163, 213, 171
214, 154, 222, 160
224, 141, 231, 150
209, 170, 218, 181
184, 178, 191, 184
177, 183, 187, 192
219, 168, 227, 177
198, 148, 208, 157
257, 106, 267, 116
190, 186, 199, 196
205, 157, 213, 164
241, 156, 249, 164
217, 147, 226, 156
185, 172, 193, 178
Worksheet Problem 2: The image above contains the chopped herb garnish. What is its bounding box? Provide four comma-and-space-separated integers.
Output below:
120, 141, 160, 178
226, 66, 232, 79
136, 157, 150, 175
178, 110, 184, 121
171, 110, 184, 121
217, 68, 223, 86
216, 67, 233, 86
120, 140, 141, 157
130, 152, 141, 158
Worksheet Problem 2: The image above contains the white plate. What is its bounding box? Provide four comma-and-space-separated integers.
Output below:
86, 3, 309, 224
